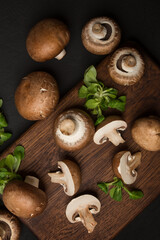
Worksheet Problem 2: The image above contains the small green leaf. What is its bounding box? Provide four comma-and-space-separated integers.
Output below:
97, 183, 109, 194
100, 98, 108, 111
0, 113, 8, 128
0, 99, 3, 108
14, 146, 25, 160
0, 168, 8, 172
108, 96, 126, 112
84, 65, 98, 87
5, 154, 15, 172
85, 99, 99, 109
91, 108, 99, 115
0, 159, 6, 168
128, 190, 144, 199
0, 184, 5, 194
110, 187, 122, 201
95, 115, 105, 126
78, 85, 88, 98
88, 83, 99, 94
0, 132, 12, 142
98, 81, 104, 88
113, 179, 123, 188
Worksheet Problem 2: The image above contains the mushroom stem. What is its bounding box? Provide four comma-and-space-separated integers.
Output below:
24, 176, 39, 188
78, 208, 97, 233
128, 152, 141, 171
48, 172, 66, 185
105, 129, 125, 146
59, 118, 76, 135
55, 49, 66, 60
121, 55, 136, 72
92, 23, 107, 39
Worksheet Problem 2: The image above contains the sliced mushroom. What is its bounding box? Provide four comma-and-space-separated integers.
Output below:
0, 209, 20, 240
81, 17, 121, 55
113, 151, 142, 184
131, 116, 160, 151
93, 116, 127, 146
48, 160, 81, 196
53, 109, 95, 151
2, 176, 47, 218
66, 194, 101, 233
108, 47, 145, 85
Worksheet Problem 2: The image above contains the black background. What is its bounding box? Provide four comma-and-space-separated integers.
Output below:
0, 0, 160, 239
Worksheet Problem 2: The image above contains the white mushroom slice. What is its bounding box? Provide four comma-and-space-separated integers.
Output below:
93, 116, 127, 146
66, 194, 101, 233
0, 209, 20, 240
113, 151, 142, 184
48, 160, 81, 196
81, 17, 121, 55
108, 47, 145, 86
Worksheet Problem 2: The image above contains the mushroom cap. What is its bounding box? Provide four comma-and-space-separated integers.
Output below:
81, 16, 121, 55
15, 71, 59, 121
66, 194, 101, 223
108, 47, 145, 86
26, 18, 70, 62
0, 209, 20, 240
53, 109, 95, 151
131, 116, 160, 151
2, 180, 47, 218
93, 115, 127, 145
113, 151, 141, 185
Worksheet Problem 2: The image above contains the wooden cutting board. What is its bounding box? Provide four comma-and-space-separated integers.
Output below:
0, 43, 160, 240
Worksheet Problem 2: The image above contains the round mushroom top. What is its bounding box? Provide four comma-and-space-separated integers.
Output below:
81, 16, 121, 55
0, 209, 20, 240
26, 18, 70, 62
66, 194, 101, 223
15, 71, 59, 121
108, 47, 145, 85
2, 180, 47, 218
53, 109, 95, 151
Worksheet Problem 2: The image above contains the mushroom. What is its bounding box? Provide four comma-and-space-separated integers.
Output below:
53, 109, 95, 151
93, 116, 127, 146
2, 176, 47, 218
26, 18, 70, 62
66, 194, 101, 233
108, 47, 145, 85
15, 71, 59, 121
81, 17, 121, 55
48, 160, 81, 196
131, 116, 160, 151
0, 209, 20, 240
113, 151, 142, 184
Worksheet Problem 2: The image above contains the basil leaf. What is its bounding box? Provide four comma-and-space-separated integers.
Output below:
95, 115, 105, 126
84, 65, 98, 87
97, 183, 109, 194
0, 99, 3, 108
85, 99, 99, 109
78, 85, 88, 98
108, 96, 126, 112
128, 190, 144, 199
88, 83, 99, 94
0, 113, 8, 128
110, 187, 122, 201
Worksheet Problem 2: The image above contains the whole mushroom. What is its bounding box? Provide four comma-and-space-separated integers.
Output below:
131, 116, 160, 151
26, 18, 70, 62
0, 209, 20, 240
108, 47, 145, 86
15, 71, 59, 121
48, 160, 81, 196
66, 194, 101, 233
53, 109, 95, 151
113, 151, 142, 184
3, 176, 47, 218
93, 116, 127, 146
81, 17, 121, 55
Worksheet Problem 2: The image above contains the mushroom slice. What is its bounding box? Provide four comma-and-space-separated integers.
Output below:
66, 194, 101, 233
113, 151, 142, 184
81, 17, 121, 55
48, 160, 81, 196
53, 109, 95, 151
0, 209, 20, 240
108, 47, 145, 86
93, 116, 127, 146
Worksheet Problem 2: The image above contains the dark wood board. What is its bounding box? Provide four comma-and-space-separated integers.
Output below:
0, 43, 160, 240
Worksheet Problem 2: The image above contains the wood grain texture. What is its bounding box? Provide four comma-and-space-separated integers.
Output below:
0, 43, 160, 240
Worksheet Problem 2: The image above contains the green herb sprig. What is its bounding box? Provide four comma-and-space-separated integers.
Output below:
78, 66, 126, 125
0, 145, 25, 194
98, 177, 144, 201
0, 99, 12, 145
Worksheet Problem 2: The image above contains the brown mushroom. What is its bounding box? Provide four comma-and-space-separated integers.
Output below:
15, 71, 59, 121
66, 194, 101, 233
2, 176, 47, 218
113, 151, 142, 184
0, 209, 20, 240
108, 47, 145, 85
93, 116, 127, 146
81, 17, 121, 55
131, 116, 160, 151
26, 18, 70, 62
53, 109, 95, 151
48, 160, 81, 196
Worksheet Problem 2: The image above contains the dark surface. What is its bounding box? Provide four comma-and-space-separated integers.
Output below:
0, 0, 159, 239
